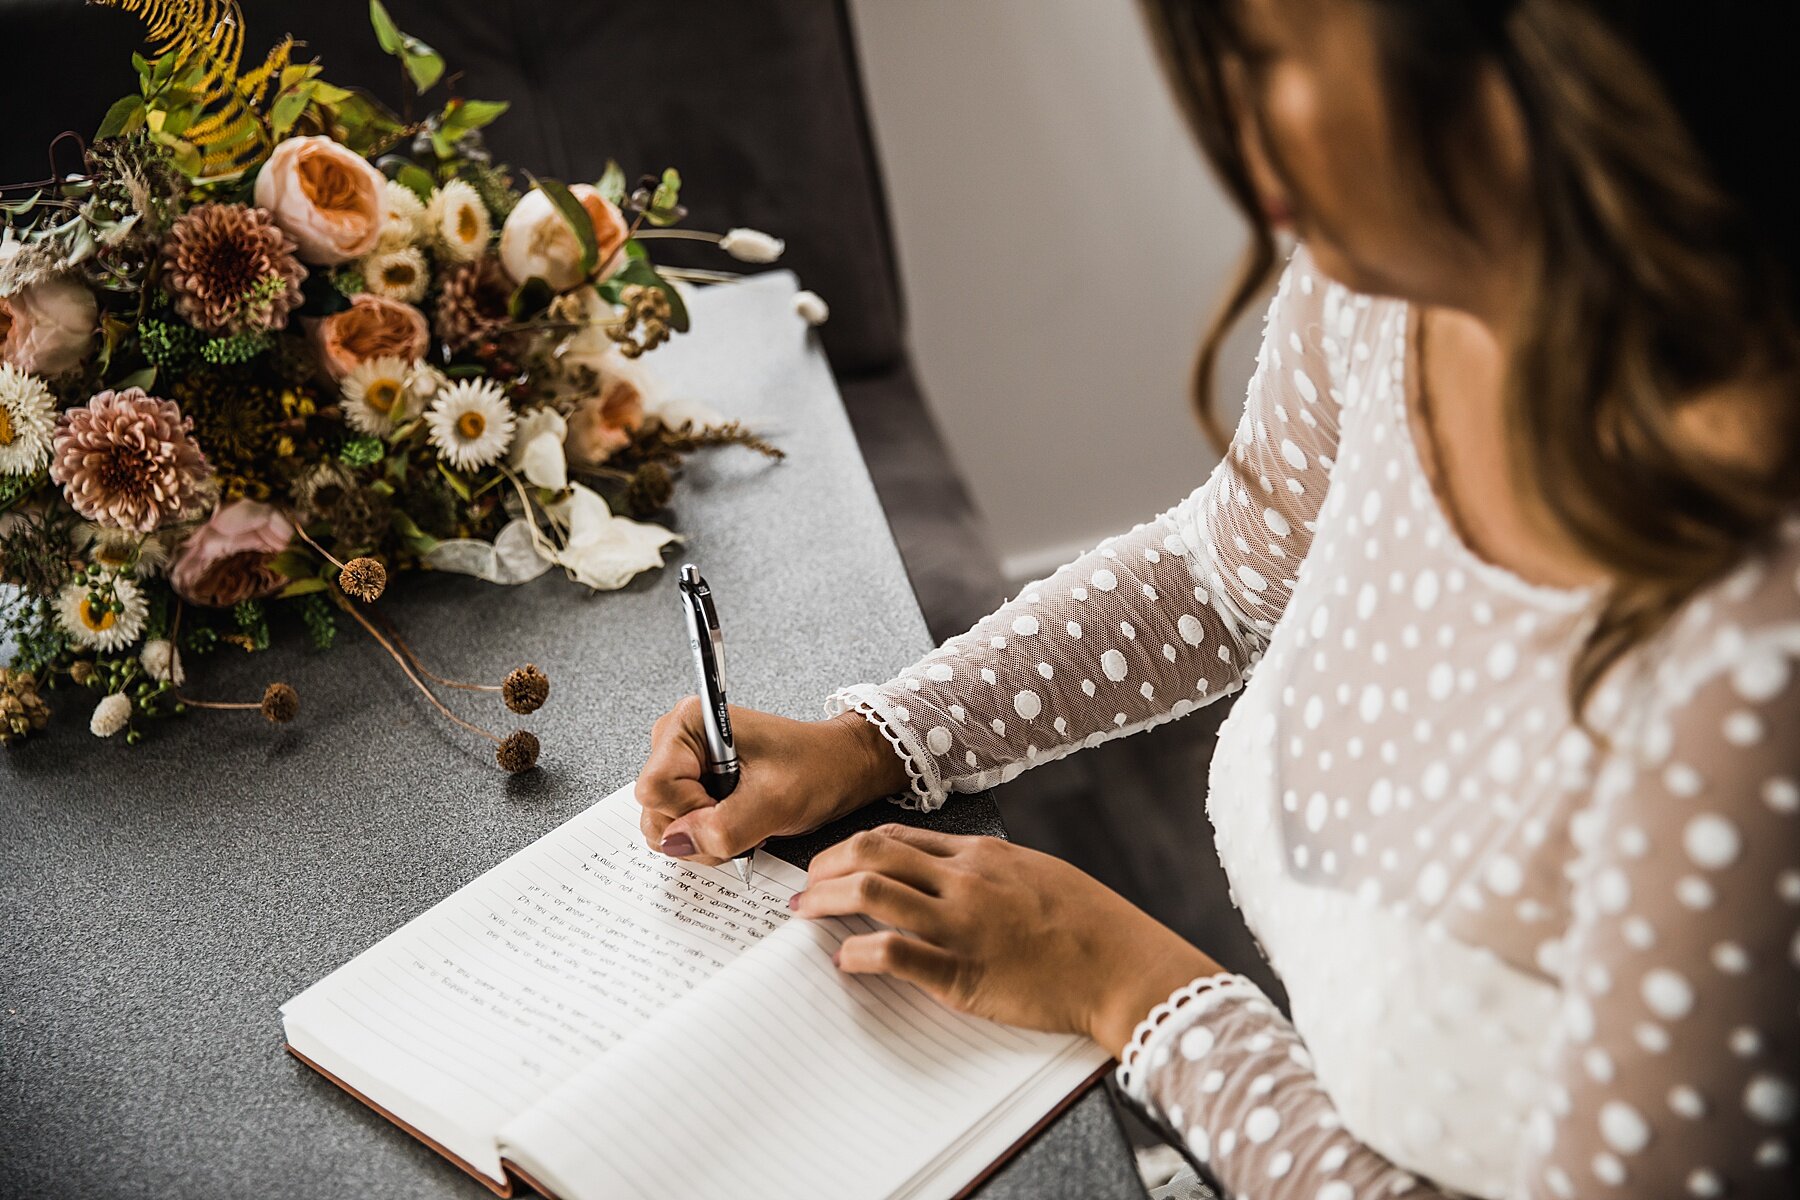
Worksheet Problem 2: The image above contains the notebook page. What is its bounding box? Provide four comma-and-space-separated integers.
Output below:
280, 783, 806, 1183
499, 914, 1109, 1200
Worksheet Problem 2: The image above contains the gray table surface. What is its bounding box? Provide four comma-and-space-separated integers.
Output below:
1, 272, 1144, 1200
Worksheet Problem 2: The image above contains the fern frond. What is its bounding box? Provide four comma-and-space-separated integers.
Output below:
95, 0, 281, 175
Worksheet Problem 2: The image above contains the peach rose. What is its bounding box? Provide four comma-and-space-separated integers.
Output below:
253, 135, 387, 265
0, 276, 98, 376
499, 184, 630, 291
315, 294, 430, 381
169, 501, 295, 608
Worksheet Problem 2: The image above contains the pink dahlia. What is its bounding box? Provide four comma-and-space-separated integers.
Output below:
50, 388, 212, 532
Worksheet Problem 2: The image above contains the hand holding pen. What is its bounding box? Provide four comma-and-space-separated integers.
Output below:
636, 565, 912, 874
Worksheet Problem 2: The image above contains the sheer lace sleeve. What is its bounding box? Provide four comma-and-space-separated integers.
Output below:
1118, 548, 1800, 1200
827, 247, 1347, 808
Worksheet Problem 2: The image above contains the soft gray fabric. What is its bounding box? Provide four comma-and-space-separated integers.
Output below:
0, 273, 1140, 1200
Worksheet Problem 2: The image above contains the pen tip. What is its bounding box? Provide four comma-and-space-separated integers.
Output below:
735, 857, 754, 888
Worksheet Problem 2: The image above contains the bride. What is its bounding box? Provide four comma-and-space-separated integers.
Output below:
639, 1, 1800, 1196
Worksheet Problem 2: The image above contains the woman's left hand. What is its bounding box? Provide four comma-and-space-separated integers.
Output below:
792, 823, 1221, 1057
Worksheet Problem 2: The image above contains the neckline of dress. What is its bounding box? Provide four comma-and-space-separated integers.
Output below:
1388, 301, 1599, 613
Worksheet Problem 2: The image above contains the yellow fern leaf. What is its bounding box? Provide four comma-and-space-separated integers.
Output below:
96, 0, 280, 175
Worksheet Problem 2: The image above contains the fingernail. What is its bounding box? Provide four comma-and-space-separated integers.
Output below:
788, 890, 805, 911
831, 947, 842, 967
660, 832, 696, 857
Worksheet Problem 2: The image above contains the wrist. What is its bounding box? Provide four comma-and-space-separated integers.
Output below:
1090, 933, 1220, 1059
825, 709, 911, 809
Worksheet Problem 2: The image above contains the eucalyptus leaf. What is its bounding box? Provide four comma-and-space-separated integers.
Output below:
368, 0, 403, 53
596, 159, 627, 206
278, 577, 329, 598
529, 174, 598, 276
508, 276, 555, 319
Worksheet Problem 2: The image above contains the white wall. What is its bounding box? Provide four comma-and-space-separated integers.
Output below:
850, 0, 1266, 582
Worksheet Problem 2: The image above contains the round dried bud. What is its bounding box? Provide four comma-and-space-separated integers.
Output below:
503, 664, 550, 714
497, 729, 540, 773
339, 556, 388, 602
260, 682, 300, 724
69, 660, 95, 686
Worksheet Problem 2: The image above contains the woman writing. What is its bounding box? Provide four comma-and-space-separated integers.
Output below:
639, 1, 1799, 1195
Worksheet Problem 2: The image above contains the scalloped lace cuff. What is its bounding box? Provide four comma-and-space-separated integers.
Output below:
1115, 972, 1264, 1105
824, 684, 946, 810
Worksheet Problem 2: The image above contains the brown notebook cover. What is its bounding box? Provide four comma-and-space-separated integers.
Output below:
287, 1042, 1111, 1200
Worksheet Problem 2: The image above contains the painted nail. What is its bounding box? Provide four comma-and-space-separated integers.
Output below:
788, 891, 805, 911
660, 832, 696, 857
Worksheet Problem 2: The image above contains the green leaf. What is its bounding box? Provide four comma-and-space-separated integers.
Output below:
507, 276, 555, 319
448, 99, 508, 131
96, 95, 147, 140
269, 81, 316, 139
278, 577, 329, 598
368, 0, 403, 53
529, 174, 597, 276
437, 461, 473, 502
402, 44, 445, 94
268, 550, 318, 580
116, 366, 158, 392
596, 159, 627, 206
0, 191, 40, 216
396, 163, 436, 203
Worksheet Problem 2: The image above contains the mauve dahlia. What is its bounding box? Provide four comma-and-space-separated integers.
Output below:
162, 203, 307, 335
50, 389, 212, 532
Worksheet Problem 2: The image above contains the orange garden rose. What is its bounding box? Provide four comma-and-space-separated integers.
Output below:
566, 368, 647, 466
315, 294, 431, 381
253, 135, 387, 265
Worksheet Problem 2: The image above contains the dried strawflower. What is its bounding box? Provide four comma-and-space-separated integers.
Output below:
338, 556, 387, 602
429, 179, 492, 264
260, 682, 299, 724
425, 379, 515, 470
162, 203, 307, 335
50, 388, 211, 532
434, 255, 512, 349
0, 667, 51, 744
90, 691, 131, 738
376, 180, 427, 251
362, 246, 429, 303
503, 664, 549, 714
57, 573, 148, 652
0, 363, 57, 477
496, 729, 540, 773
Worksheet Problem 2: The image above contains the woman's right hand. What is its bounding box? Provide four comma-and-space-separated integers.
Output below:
636, 701, 911, 867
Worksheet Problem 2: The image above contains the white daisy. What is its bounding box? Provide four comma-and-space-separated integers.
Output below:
57, 573, 149, 653
0, 363, 57, 476
425, 378, 515, 470
377, 180, 428, 250
340, 356, 420, 438
361, 246, 429, 303
429, 179, 491, 263
90, 692, 131, 738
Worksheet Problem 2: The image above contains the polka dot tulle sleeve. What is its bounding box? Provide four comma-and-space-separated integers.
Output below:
1118, 562, 1800, 1199
827, 250, 1345, 809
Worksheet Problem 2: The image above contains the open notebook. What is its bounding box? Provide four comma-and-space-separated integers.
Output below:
281, 784, 1110, 1200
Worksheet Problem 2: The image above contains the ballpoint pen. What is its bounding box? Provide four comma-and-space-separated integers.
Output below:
676, 563, 757, 890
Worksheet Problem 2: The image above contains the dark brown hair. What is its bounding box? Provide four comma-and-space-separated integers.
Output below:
1141, 0, 1800, 719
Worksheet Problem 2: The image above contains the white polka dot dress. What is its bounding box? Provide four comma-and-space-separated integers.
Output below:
828, 246, 1800, 1199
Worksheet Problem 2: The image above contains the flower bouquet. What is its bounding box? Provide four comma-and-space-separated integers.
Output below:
0, 0, 802, 766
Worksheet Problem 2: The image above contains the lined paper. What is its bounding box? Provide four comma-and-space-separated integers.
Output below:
281, 784, 805, 1181
500, 915, 1109, 1200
